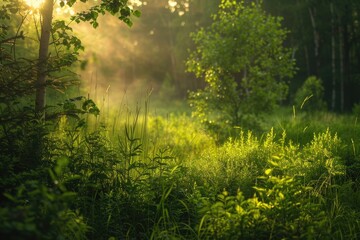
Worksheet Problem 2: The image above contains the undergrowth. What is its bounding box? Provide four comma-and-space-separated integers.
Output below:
1, 100, 360, 239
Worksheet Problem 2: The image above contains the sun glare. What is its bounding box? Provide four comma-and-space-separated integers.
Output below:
24, 0, 45, 9
23, 0, 76, 16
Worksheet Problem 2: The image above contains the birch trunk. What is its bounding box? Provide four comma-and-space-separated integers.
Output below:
338, 17, 344, 112
308, 7, 320, 76
35, 0, 54, 117
330, 2, 336, 111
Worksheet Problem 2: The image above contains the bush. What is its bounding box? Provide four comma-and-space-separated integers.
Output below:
197, 175, 331, 240
294, 76, 327, 112
192, 128, 359, 239
0, 159, 89, 240
353, 103, 360, 117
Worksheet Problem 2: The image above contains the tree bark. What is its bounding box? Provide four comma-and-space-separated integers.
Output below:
330, 2, 336, 111
35, 0, 54, 117
308, 6, 320, 76
338, 16, 344, 112
342, 11, 351, 111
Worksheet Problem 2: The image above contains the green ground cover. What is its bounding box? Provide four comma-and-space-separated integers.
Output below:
1, 99, 360, 239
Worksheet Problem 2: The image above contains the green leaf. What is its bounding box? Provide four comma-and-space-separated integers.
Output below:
82, 99, 100, 115
278, 192, 285, 200
3, 193, 17, 202
55, 156, 69, 176
133, 10, 141, 17
120, 7, 130, 17
268, 160, 279, 167
253, 187, 266, 193
265, 168, 273, 175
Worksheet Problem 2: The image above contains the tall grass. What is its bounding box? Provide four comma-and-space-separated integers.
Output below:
1, 95, 360, 239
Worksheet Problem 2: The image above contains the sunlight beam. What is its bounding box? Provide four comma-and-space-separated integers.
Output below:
24, 0, 45, 9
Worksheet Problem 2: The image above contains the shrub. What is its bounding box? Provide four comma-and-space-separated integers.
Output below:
353, 103, 360, 117
196, 174, 330, 239
294, 76, 327, 112
0, 158, 89, 240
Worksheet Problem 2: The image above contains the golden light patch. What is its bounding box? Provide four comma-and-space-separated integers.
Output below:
24, 0, 45, 9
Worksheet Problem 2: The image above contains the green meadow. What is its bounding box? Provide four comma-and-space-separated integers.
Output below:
2, 97, 360, 239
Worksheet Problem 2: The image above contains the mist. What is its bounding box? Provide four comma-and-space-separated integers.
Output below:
68, 0, 212, 109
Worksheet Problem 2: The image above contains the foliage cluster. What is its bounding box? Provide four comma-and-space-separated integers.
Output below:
294, 76, 327, 112
187, 0, 295, 133
193, 128, 360, 239
353, 103, 360, 118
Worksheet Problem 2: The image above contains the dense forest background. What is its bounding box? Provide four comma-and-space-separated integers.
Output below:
75, 0, 360, 111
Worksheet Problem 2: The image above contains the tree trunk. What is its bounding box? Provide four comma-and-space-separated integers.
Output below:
308, 6, 320, 76
342, 11, 351, 111
330, 2, 336, 111
338, 16, 344, 112
35, 0, 54, 117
